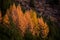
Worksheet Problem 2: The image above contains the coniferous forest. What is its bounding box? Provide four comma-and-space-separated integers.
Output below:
0, 0, 60, 40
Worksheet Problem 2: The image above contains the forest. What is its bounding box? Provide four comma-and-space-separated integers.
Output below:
0, 0, 60, 40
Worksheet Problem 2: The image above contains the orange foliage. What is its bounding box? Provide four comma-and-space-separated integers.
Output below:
3, 9, 10, 24
38, 16, 49, 38
9, 3, 17, 24
3, 3, 49, 38
24, 10, 35, 32
17, 4, 28, 33
38, 17, 45, 26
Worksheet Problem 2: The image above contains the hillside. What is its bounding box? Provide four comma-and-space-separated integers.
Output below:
0, 0, 60, 40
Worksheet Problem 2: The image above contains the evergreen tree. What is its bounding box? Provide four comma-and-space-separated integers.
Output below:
24, 27, 33, 40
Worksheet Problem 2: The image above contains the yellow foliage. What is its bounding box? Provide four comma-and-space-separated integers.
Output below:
30, 10, 38, 28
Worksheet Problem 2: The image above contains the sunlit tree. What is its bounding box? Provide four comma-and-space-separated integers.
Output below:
38, 16, 49, 38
